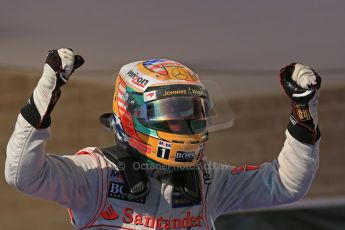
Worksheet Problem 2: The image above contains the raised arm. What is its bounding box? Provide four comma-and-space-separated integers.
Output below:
208, 63, 321, 217
4, 49, 91, 209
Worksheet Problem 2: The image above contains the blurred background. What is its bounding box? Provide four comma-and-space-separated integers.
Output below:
1, 0, 344, 229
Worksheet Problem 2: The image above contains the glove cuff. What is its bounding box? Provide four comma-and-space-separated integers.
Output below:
20, 95, 52, 129
288, 114, 321, 145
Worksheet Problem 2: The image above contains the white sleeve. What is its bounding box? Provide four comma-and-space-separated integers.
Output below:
207, 130, 319, 217
4, 114, 97, 209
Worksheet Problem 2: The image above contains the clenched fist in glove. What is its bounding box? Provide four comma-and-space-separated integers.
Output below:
280, 63, 321, 145
21, 48, 84, 129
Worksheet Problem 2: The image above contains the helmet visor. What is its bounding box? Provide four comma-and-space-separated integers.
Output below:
134, 97, 207, 134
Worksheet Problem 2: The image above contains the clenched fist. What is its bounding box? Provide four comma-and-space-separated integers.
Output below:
21, 48, 84, 129
280, 63, 321, 145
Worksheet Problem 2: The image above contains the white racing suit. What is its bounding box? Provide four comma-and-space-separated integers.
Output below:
5, 114, 319, 230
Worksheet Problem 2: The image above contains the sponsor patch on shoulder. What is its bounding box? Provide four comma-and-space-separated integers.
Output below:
110, 170, 124, 182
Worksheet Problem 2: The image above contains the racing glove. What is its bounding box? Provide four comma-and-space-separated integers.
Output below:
21, 48, 84, 129
280, 63, 321, 145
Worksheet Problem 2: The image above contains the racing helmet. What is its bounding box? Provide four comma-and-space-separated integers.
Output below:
111, 59, 212, 167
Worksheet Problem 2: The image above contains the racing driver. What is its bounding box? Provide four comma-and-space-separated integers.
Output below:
5, 48, 321, 230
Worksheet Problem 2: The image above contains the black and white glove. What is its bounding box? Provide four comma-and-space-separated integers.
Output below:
280, 63, 321, 145
21, 48, 84, 129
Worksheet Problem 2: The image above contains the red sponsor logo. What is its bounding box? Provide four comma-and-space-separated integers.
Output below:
144, 91, 157, 102
122, 208, 202, 229
121, 112, 140, 140
100, 206, 203, 229
231, 164, 260, 175
145, 92, 155, 98
129, 138, 152, 154
101, 204, 119, 220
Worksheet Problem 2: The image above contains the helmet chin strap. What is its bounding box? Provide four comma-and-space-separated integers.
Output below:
101, 143, 202, 202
